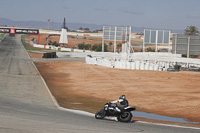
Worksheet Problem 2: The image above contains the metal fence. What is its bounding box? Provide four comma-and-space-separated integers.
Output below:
172, 34, 200, 56
103, 26, 125, 41
144, 30, 170, 44
143, 29, 170, 52
102, 26, 131, 54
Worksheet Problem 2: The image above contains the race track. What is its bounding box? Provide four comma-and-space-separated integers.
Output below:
0, 34, 199, 133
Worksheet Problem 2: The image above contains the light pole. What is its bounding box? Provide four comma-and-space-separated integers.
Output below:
48, 19, 50, 30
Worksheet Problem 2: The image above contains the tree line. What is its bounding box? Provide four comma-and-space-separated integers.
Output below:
77, 43, 108, 52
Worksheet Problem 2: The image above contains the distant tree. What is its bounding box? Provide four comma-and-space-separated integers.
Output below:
117, 43, 122, 48
93, 29, 103, 33
78, 43, 85, 49
84, 28, 90, 31
109, 42, 113, 46
184, 25, 199, 36
84, 28, 90, 32
52, 41, 59, 47
77, 43, 91, 50
85, 44, 91, 50
48, 40, 52, 45
91, 44, 101, 51
146, 47, 155, 52
93, 30, 98, 33
92, 44, 108, 52
78, 27, 90, 32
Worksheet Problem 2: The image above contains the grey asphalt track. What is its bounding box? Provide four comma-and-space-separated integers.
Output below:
0, 34, 199, 133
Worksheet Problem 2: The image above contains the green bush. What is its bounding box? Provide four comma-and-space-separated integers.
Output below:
48, 40, 59, 47
52, 41, 59, 47
78, 43, 91, 50
85, 44, 91, 50
91, 44, 108, 52
146, 47, 155, 52
117, 43, 122, 48
78, 43, 85, 49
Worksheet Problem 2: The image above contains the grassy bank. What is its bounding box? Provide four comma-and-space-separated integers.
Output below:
21, 34, 42, 51
0, 33, 6, 40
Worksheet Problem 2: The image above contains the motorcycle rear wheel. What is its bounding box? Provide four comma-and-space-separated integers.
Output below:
95, 109, 106, 119
117, 111, 132, 122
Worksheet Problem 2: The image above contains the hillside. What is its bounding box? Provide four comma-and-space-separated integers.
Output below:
0, 18, 184, 33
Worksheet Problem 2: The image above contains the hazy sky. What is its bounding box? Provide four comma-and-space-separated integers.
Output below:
0, 0, 200, 30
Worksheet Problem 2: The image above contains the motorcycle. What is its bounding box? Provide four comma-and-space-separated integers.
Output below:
95, 102, 135, 122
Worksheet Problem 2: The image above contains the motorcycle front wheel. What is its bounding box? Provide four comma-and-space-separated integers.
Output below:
95, 109, 106, 119
118, 111, 132, 122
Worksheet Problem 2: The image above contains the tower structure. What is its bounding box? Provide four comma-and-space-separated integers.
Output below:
63, 17, 66, 29
59, 18, 68, 46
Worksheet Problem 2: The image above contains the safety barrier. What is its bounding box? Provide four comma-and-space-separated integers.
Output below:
30, 40, 200, 71
30, 41, 92, 52
85, 57, 97, 65
85, 56, 179, 71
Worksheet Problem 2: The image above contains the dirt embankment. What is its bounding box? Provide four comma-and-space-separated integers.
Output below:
34, 60, 200, 127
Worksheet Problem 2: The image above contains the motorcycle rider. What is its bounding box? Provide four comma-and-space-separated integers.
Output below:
109, 95, 129, 112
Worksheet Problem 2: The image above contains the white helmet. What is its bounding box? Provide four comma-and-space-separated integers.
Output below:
119, 95, 126, 100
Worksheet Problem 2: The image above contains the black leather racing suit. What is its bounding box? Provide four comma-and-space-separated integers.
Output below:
110, 99, 129, 111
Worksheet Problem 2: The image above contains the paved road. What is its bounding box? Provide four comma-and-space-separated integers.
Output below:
0, 34, 199, 133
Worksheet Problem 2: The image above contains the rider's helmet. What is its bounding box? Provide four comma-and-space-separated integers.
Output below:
119, 95, 126, 100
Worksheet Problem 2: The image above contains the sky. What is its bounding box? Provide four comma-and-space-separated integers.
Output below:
0, 0, 200, 31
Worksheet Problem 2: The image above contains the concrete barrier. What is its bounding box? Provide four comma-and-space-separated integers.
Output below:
127, 62, 131, 69
114, 61, 118, 68
140, 62, 145, 70
149, 65, 154, 70
135, 61, 140, 70
154, 65, 159, 71
61, 48, 71, 52
131, 62, 136, 70
159, 67, 163, 71
83, 52, 200, 72
145, 63, 149, 70
33, 44, 44, 48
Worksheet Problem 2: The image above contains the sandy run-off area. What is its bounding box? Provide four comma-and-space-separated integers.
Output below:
34, 58, 200, 127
